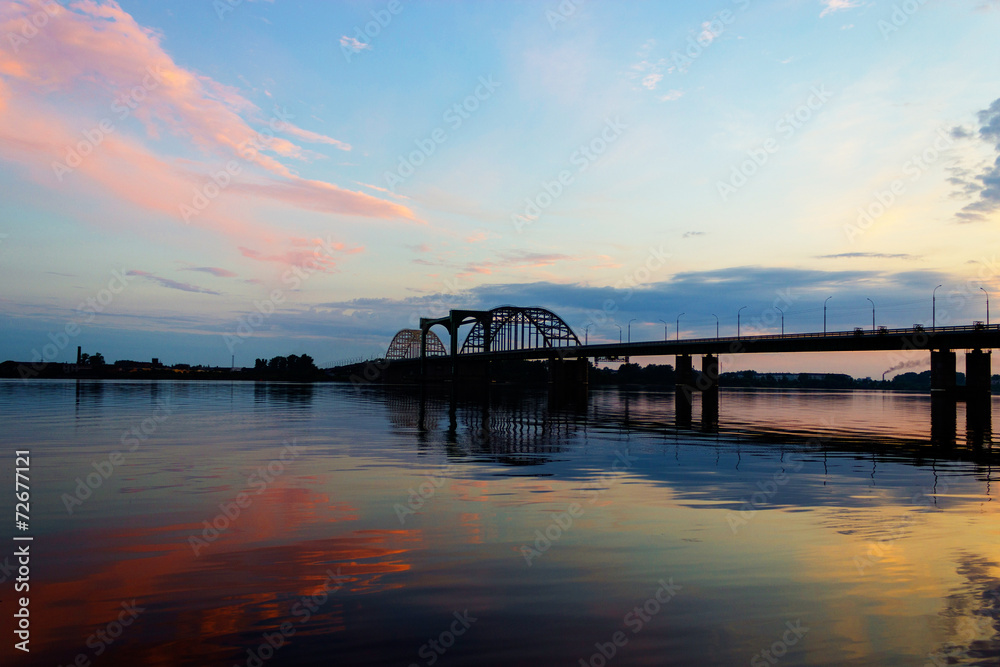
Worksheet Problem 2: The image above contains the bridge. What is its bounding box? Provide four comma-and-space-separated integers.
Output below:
352, 305, 997, 431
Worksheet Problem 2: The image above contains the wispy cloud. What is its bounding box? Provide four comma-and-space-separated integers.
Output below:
339, 35, 371, 54
182, 266, 238, 278
126, 270, 222, 295
819, 0, 863, 18
816, 252, 916, 260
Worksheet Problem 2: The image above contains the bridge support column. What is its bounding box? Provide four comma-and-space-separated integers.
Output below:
930, 349, 957, 446
675, 354, 693, 427
965, 350, 991, 442
965, 349, 991, 398
700, 354, 719, 431
548, 357, 588, 404
930, 349, 956, 395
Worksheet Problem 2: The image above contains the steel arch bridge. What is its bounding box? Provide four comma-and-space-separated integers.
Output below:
384, 306, 581, 360
459, 306, 580, 354
386, 329, 447, 360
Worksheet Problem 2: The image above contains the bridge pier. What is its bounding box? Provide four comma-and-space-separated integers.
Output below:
929, 349, 957, 446
674, 354, 720, 428
548, 357, 589, 404
675, 354, 693, 426
701, 354, 720, 430
930, 349, 957, 395
965, 349, 992, 442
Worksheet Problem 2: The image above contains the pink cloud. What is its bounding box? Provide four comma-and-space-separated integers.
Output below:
0, 0, 416, 268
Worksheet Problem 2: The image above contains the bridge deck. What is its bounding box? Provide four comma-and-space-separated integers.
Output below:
440, 324, 1000, 362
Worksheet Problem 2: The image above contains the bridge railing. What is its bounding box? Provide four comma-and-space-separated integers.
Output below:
681, 323, 996, 344
579, 323, 999, 349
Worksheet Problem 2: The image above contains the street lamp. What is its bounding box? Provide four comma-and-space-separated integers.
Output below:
627, 318, 637, 344
614, 323, 622, 344
658, 319, 668, 342
676, 313, 684, 341
738, 306, 747, 339
866, 298, 875, 332
712, 313, 719, 339
584, 324, 592, 345
981, 286, 990, 326
824, 296, 832, 334
775, 306, 784, 335
933, 284, 942, 331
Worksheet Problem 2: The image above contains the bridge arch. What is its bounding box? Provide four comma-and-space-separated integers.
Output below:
460, 306, 580, 354
386, 329, 447, 359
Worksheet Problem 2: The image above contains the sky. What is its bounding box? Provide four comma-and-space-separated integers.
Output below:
2, 0, 1000, 378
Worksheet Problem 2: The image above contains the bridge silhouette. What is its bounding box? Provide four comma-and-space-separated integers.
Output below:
348, 305, 997, 433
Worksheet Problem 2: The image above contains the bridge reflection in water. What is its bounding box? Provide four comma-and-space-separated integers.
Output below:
359, 384, 995, 466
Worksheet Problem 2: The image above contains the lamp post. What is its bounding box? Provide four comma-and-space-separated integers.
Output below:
933, 284, 942, 331
775, 306, 784, 335
981, 286, 990, 326
824, 296, 832, 334
738, 306, 747, 339
614, 323, 622, 344
676, 313, 684, 341
712, 313, 719, 339
627, 318, 637, 344
584, 324, 591, 345
658, 319, 668, 342
866, 298, 875, 332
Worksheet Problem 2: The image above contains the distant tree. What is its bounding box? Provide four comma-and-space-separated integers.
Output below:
254, 354, 319, 377
90, 352, 105, 366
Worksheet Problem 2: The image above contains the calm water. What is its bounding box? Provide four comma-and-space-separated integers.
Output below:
0, 380, 997, 666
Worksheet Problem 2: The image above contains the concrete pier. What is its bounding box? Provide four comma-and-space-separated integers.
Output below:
701, 354, 719, 430
675, 354, 693, 426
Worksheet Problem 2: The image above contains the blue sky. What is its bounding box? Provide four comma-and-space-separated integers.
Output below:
2, 0, 1000, 376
